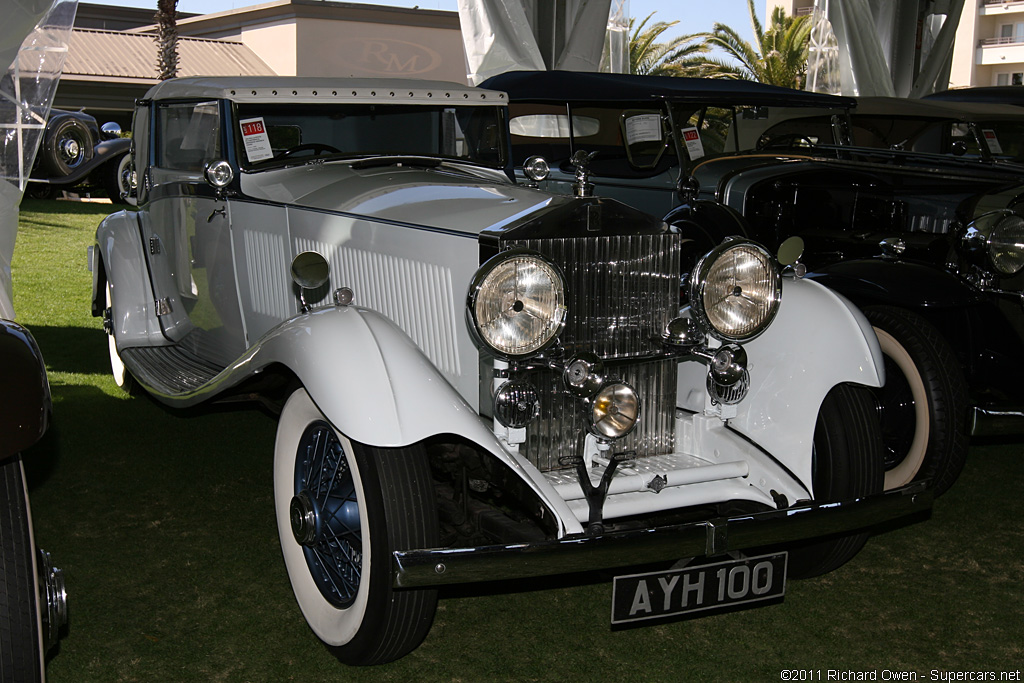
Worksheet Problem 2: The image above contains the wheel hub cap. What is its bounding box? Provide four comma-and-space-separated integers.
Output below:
60, 138, 81, 161
289, 490, 320, 546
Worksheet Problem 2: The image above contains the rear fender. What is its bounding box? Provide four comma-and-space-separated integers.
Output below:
678, 277, 883, 491
92, 210, 164, 347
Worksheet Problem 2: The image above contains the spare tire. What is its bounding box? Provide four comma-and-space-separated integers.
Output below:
42, 116, 94, 177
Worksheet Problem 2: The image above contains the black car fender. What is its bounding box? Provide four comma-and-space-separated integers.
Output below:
803, 258, 984, 309
0, 320, 51, 459
36, 137, 131, 187
664, 199, 750, 260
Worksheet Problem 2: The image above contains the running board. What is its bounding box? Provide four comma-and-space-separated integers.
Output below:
121, 345, 225, 395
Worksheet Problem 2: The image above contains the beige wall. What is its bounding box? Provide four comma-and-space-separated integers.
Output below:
296, 19, 466, 81
241, 20, 299, 76
174, 1, 469, 84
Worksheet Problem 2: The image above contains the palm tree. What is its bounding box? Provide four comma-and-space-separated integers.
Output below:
629, 13, 712, 78
156, 0, 178, 80
704, 0, 812, 88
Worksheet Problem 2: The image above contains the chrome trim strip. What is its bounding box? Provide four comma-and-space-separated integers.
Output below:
391, 482, 931, 588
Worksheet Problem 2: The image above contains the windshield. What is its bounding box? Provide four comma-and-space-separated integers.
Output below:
232, 102, 508, 170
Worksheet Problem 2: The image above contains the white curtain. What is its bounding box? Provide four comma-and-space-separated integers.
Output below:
457, 0, 616, 85
806, 0, 964, 98
0, 0, 77, 319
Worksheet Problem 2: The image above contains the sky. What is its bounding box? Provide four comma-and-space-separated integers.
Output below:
95, 0, 761, 47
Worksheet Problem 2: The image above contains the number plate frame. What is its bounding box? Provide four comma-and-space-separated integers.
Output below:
611, 552, 787, 625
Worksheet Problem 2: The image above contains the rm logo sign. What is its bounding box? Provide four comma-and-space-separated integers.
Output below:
342, 38, 443, 76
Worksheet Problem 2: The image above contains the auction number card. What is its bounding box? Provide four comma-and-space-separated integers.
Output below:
982, 129, 1003, 155
240, 117, 273, 162
681, 126, 705, 160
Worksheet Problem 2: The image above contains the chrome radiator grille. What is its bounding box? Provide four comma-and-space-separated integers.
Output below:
504, 233, 682, 471
507, 234, 682, 358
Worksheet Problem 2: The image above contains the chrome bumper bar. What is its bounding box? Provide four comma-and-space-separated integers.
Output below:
392, 482, 931, 588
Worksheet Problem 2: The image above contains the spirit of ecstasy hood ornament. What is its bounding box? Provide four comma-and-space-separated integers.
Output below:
570, 150, 598, 197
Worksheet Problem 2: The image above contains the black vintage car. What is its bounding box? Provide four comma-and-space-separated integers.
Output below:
24, 108, 132, 202
0, 319, 66, 681
485, 70, 1024, 496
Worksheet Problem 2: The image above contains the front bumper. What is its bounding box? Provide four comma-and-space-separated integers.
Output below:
971, 404, 1024, 436
392, 482, 930, 588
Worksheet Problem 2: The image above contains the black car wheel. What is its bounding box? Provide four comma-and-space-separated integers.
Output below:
787, 383, 883, 579
273, 389, 439, 665
0, 455, 44, 683
42, 116, 94, 177
865, 306, 968, 496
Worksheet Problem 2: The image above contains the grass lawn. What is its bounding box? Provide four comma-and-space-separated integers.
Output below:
12, 198, 1024, 682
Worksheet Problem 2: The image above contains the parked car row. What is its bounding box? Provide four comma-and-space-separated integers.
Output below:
485, 70, 1024, 501
83, 75, 956, 667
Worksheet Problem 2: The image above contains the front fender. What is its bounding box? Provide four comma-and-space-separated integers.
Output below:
93, 210, 163, 347
194, 306, 584, 536
679, 277, 884, 491
0, 320, 51, 458
805, 259, 983, 309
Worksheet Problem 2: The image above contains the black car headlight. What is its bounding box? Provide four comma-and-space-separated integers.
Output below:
468, 249, 567, 359
690, 239, 781, 342
965, 212, 1024, 276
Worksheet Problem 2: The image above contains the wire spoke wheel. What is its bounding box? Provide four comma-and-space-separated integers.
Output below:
293, 421, 363, 608
274, 389, 439, 665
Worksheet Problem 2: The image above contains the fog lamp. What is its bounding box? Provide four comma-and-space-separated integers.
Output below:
493, 380, 541, 429
590, 381, 640, 440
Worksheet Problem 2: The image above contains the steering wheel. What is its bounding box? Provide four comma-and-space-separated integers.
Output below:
274, 143, 341, 159
756, 133, 815, 151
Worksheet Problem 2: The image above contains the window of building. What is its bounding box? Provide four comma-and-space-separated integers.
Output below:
999, 22, 1024, 43
996, 72, 1024, 86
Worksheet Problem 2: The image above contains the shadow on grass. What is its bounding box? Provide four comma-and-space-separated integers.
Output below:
29, 325, 110, 376
19, 198, 125, 217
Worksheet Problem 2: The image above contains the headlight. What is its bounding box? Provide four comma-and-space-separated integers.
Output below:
468, 249, 567, 359
690, 239, 781, 342
965, 212, 1024, 276
590, 381, 640, 440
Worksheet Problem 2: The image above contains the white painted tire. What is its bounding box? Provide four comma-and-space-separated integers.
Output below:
105, 283, 136, 393
874, 326, 930, 490
273, 388, 438, 665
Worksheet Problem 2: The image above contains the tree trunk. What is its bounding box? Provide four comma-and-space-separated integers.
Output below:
156, 0, 178, 80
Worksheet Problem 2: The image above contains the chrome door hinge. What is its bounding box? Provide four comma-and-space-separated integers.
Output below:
155, 298, 172, 316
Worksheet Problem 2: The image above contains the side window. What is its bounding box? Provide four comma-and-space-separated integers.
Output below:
157, 101, 221, 172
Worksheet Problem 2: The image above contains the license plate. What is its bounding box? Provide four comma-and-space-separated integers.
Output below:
611, 552, 787, 625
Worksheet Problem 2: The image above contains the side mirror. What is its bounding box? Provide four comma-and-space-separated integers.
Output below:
290, 251, 330, 312
777, 235, 805, 266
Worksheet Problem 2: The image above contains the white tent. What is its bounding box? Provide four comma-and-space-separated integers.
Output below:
1, 0, 78, 319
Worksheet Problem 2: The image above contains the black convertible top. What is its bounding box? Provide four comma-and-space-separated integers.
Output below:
481, 70, 857, 108
926, 86, 1024, 107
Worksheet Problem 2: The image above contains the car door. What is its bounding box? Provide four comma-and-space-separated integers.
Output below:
143, 99, 245, 366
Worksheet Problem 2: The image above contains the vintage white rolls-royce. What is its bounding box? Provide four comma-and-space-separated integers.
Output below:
89, 77, 930, 665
